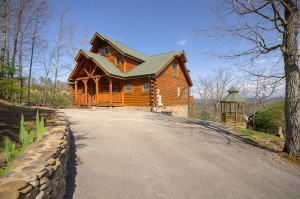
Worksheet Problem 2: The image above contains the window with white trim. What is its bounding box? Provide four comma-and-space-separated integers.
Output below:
126, 84, 133, 93
143, 82, 150, 92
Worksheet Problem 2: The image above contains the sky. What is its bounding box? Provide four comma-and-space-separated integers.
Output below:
49, 0, 226, 82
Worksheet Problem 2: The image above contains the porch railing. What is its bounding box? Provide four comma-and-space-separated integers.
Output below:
77, 92, 124, 104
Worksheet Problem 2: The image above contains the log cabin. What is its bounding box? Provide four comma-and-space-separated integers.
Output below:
68, 32, 193, 117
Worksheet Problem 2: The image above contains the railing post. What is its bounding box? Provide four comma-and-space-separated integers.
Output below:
122, 92, 124, 104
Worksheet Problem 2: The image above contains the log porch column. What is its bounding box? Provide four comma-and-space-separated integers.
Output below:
83, 79, 88, 103
109, 77, 112, 106
74, 80, 78, 103
94, 77, 100, 103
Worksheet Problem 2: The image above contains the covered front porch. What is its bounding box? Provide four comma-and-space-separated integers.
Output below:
74, 75, 125, 107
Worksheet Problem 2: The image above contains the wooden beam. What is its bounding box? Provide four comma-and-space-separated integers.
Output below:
76, 75, 101, 81
95, 77, 99, 103
109, 78, 112, 107
235, 103, 238, 125
84, 68, 90, 76
124, 56, 127, 74
83, 79, 88, 103
75, 80, 78, 103
91, 64, 97, 76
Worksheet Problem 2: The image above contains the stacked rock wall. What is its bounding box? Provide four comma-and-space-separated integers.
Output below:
0, 111, 70, 199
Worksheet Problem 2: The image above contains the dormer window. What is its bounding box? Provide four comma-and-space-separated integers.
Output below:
105, 46, 110, 54
116, 54, 121, 65
100, 48, 105, 56
99, 46, 110, 56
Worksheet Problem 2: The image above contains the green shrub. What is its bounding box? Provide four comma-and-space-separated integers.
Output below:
254, 101, 285, 134
36, 110, 46, 141
199, 111, 211, 121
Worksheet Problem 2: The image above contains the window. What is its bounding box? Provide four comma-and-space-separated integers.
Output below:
100, 48, 105, 56
126, 84, 132, 93
115, 54, 121, 65
99, 46, 110, 56
105, 46, 110, 54
143, 82, 150, 92
113, 85, 119, 92
103, 85, 109, 92
177, 87, 181, 98
173, 62, 178, 76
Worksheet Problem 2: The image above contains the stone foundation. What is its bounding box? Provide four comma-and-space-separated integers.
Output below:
156, 105, 189, 117
0, 111, 70, 199
126, 105, 189, 118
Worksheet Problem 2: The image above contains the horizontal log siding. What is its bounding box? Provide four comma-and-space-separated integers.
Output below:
124, 78, 151, 106
156, 57, 189, 106
125, 58, 141, 73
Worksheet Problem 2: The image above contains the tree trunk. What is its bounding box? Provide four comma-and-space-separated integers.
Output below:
19, 27, 24, 103
27, 18, 38, 104
6, 0, 10, 67
11, 0, 24, 78
0, 0, 7, 77
283, 0, 300, 156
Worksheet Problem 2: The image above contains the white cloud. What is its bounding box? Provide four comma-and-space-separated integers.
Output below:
176, 39, 186, 46
256, 57, 280, 63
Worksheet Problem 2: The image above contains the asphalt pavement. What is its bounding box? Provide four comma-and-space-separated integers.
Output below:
63, 108, 300, 199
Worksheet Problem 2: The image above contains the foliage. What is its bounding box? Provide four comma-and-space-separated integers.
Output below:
0, 110, 46, 175
0, 62, 27, 102
254, 101, 285, 135
199, 111, 211, 121
5, 138, 13, 170
36, 110, 46, 141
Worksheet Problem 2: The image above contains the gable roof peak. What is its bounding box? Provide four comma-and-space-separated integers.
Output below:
91, 32, 149, 61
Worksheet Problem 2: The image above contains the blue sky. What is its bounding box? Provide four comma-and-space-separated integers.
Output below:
50, 0, 227, 82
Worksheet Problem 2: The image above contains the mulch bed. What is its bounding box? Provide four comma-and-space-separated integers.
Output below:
0, 99, 56, 167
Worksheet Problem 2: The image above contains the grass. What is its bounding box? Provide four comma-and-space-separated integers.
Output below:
237, 128, 285, 151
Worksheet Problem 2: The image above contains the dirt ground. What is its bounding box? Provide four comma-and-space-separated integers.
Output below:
0, 100, 56, 166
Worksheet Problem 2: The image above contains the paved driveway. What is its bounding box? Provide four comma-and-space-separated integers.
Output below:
63, 108, 300, 199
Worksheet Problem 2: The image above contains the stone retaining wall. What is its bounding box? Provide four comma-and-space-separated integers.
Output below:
0, 111, 70, 199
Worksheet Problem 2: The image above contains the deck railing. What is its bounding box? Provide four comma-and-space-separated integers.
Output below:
77, 92, 124, 104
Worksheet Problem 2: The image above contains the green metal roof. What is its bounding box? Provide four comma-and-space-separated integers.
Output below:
83, 51, 125, 77
126, 51, 181, 77
82, 50, 182, 78
99, 34, 149, 61
221, 87, 245, 102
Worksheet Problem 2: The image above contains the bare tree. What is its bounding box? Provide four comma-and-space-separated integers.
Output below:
0, 0, 7, 77
195, 66, 236, 121
65, 23, 89, 71
53, 7, 69, 108
11, 0, 25, 78
200, 0, 299, 156
40, 41, 53, 106
26, 0, 49, 104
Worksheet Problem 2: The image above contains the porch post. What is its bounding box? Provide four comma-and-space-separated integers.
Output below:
83, 79, 88, 103
94, 77, 99, 103
74, 80, 78, 103
109, 77, 112, 106
235, 103, 238, 125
